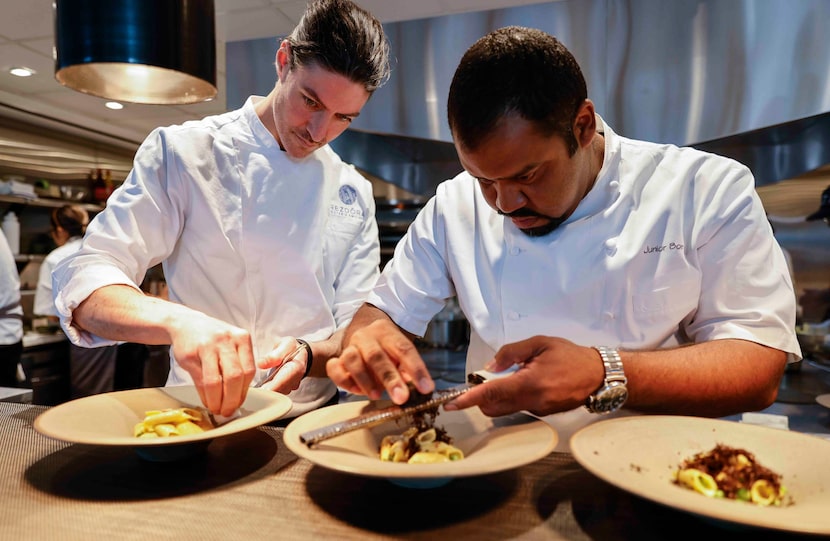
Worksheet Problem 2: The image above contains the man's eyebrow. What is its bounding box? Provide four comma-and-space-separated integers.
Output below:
303, 86, 362, 118
478, 162, 539, 182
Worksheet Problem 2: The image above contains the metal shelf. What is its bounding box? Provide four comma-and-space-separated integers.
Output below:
0, 194, 103, 213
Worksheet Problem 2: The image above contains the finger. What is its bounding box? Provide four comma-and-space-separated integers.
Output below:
220, 339, 255, 415
261, 357, 303, 393
340, 343, 389, 401
350, 337, 422, 404
326, 358, 362, 395
380, 334, 433, 395
199, 349, 223, 414
446, 377, 527, 417
486, 338, 541, 372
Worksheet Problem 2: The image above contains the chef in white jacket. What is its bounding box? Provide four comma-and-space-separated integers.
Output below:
327, 27, 801, 450
52, 0, 390, 418
0, 231, 22, 387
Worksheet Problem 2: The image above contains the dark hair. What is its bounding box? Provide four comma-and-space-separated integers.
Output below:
286, 0, 391, 93
447, 26, 587, 155
51, 204, 88, 238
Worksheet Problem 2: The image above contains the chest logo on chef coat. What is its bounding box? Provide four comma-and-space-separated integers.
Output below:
330, 184, 364, 219
339, 185, 358, 205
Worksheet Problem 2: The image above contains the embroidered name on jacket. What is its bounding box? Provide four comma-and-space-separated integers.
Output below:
643, 242, 684, 254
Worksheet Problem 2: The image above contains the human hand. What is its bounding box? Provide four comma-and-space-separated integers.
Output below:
169, 313, 256, 417
256, 336, 310, 393
445, 336, 603, 417
327, 318, 433, 404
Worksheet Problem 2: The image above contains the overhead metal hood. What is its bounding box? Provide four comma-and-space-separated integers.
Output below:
227, 0, 830, 196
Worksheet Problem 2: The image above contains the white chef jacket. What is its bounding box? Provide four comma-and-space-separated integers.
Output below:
53, 96, 380, 417
34, 237, 83, 317
368, 117, 800, 450
0, 232, 22, 345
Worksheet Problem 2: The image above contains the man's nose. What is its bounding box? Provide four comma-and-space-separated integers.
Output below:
495, 183, 527, 214
307, 113, 330, 143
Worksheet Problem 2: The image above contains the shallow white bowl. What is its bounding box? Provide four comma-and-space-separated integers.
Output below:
34, 386, 292, 461
571, 415, 830, 535
283, 400, 558, 488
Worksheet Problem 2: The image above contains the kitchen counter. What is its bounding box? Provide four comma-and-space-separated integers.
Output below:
3, 347, 828, 539
2, 400, 827, 541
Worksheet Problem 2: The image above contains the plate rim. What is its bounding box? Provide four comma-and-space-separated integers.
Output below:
33, 385, 292, 447
283, 400, 558, 480
571, 414, 830, 535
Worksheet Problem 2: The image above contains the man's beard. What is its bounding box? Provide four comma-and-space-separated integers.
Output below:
499, 209, 567, 237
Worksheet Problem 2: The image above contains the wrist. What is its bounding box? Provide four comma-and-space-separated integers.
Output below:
296, 338, 313, 379
585, 346, 628, 414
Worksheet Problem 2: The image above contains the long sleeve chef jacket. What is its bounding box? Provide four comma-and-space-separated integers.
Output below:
53, 97, 381, 417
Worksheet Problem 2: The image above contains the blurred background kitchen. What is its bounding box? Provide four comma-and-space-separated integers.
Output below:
1, 0, 828, 403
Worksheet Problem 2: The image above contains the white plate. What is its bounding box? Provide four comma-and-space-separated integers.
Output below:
284, 401, 557, 486
571, 415, 830, 535
816, 394, 830, 409
34, 386, 292, 453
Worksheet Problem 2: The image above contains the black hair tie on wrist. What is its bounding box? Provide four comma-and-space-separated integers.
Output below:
296, 338, 313, 378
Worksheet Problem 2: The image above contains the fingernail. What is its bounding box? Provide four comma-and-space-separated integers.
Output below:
484, 361, 496, 371
391, 384, 407, 404
443, 402, 458, 411
418, 377, 433, 392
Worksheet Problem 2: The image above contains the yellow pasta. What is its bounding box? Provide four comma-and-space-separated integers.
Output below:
672, 444, 789, 506
133, 407, 211, 438
379, 427, 464, 464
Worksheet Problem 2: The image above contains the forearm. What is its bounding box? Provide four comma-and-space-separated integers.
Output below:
72, 284, 199, 345
343, 303, 416, 344
623, 339, 787, 416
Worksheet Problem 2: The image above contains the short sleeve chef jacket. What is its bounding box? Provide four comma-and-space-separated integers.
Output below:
368, 117, 800, 448
53, 97, 380, 417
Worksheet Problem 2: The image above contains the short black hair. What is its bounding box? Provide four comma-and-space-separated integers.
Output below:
286, 0, 391, 93
447, 26, 587, 155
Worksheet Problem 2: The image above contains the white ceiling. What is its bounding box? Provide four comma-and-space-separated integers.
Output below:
0, 0, 551, 150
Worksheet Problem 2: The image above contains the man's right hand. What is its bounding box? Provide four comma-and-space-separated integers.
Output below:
71, 285, 256, 417
327, 305, 433, 404
169, 313, 257, 417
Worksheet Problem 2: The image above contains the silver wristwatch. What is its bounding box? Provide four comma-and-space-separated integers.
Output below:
585, 346, 628, 414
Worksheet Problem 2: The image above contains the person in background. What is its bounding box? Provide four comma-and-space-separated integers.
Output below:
0, 231, 22, 387
53, 0, 390, 418
800, 185, 830, 322
34, 204, 119, 398
327, 27, 800, 450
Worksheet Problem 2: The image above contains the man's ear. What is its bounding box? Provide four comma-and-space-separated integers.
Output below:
572, 99, 597, 148
275, 39, 291, 80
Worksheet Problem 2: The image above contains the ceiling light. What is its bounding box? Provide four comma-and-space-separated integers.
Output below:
9, 67, 35, 77
105, 101, 124, 110
53, 0, 217, 105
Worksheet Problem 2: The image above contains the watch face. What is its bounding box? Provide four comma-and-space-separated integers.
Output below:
594, 384, 628, 413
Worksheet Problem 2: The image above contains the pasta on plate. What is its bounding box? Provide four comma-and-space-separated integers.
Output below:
380, 426, 464, 464
133, 407, 212, 438
673, 444, 790, 506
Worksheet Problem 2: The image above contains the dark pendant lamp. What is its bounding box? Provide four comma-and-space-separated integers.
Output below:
54, 0, 217, 105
